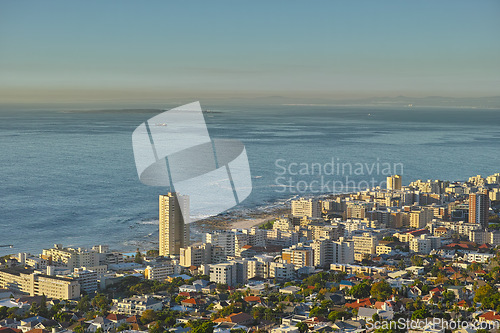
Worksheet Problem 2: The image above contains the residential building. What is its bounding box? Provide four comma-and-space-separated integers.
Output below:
0, 268, 80, 300
144, 261, 181, 280
159, 193, 190, 256
112, 296, 163, 316
352, 232, 378, 255
469, 191, 490, 228
387, 175, 402, 190
291, 198, 321, 218
281, 245, 313, 268
42, 244, 100, 269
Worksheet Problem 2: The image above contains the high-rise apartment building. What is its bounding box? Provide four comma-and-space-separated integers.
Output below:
469, 191, 490, 229
410, 207, 434, 229
291, 198, 321, 218
387, 175, 402, 190
352, 232, 378, 255
281, 244, 313, 268
159, 193, 190, 256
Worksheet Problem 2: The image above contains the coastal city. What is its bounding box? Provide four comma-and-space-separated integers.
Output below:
1, 172, 500, 333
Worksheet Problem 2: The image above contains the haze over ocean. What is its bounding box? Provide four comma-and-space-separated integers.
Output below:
0, 105, 499, 255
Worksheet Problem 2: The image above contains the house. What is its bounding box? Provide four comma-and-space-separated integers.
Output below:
106, 314, 127, 325
201, 284, 216, 294
125, 316, 142, 331
408, 286, 423, 299
213, 301, 230, 311
192, 279, 209, 287
0, 328, 22, 333
279, 286, 300, 295
213, 312, 254, 326
477, 311, 500, 324
357, 307, 393, 321
322, 293, 345, 305
405, 266, 424, 275
374, 301, 395, 312
332, 320, 365, 332
270, 325, 299, 333
18, 317, 49, 333
339, 280, 355, 290
457, 299, 472, 310
180, 298, 205, 308
86, 317, 115, 332
178, 284, 202, 293
345, 298, 373, 309
445, 286, 464, 300
0, 319, 21, 329
429, 286, 444, 297
243, 296, 262, 305
112, 296, 163, 316
24, 329, 49, 333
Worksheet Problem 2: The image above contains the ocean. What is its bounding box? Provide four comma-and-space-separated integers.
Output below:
1, 105, 499, 255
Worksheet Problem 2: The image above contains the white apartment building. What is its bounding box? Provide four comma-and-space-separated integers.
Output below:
352, 232, 378, 255
209, 260, 248, 287
409, 235, 441, 254
269, 262, 295, 281
112, 296, 163, 316
204, 230, 236, 256
18, 253, 47, 270
42, 244, 100, 269
312, 238, 354, 266
70, 268, 98, 293
291, 198, 321, 218
461, 252, 494, 263
179, 244, 212, 267
144, 261, 181, 280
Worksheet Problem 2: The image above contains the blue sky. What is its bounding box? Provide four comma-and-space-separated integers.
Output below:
1, 1, 499, 104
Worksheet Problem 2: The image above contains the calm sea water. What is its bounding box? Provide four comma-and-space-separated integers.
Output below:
1, 105, 499, 255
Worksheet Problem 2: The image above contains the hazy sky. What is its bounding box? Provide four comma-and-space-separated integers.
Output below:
1, 1, 499, 105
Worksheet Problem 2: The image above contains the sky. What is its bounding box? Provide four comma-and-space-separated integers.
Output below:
0, 1, 499, 105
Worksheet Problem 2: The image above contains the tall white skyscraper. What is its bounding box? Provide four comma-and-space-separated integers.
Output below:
159, 193, 190, 256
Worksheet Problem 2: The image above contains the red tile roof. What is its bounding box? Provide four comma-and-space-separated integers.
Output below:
181, 298, 203, 305
345, 298, 374, 309
213, 312, 253, 324
126, 316, 140, 323
0, 328, 22, 333
106, 314, 127, 321
244, 296, 261, 303
479, 311, 500, 321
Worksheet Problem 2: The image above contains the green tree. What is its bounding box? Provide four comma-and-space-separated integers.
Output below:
0, 306, 8, 320
411, 308, 430, 320
146, 249, 159, 257
192, 321, 214, 333
73, 325, 85, 333
91, 293, 110, 313
410, 255, 423, 266
141, 309, 157, 324
296, 322, 308, 333
149, 321, 162, 333
135, 249, 143, 264
350, 282, 371, 299
371, 281, 393, 301
216, 283, 228, 293
117, 323, 131, 331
